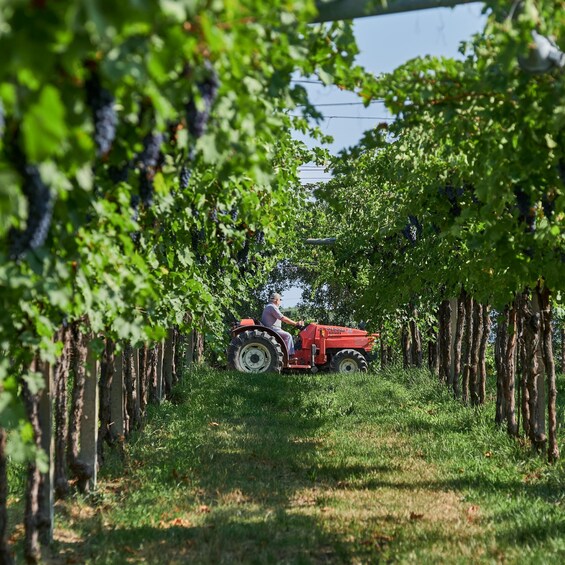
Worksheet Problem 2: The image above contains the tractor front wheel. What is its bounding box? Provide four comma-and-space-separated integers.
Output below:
227, 330, 284, 373
330, 349, 368, 373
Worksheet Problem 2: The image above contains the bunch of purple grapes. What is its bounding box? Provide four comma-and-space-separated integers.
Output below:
401, 215, 421, 245
186, 66, 220, 139
514, 186, 536, 233
136, 132, 163, 207
9, 164, 53, 259
438, 184, 463, 217
85, 73, 117, 158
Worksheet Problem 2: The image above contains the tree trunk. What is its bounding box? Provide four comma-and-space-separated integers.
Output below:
98, 339, 116, 464
461, 294, 474, 404
494, 313, 506, 426
138, 345, 148, 418
124, 344, 140, 432
452, 290, 466, 398
67, 323, 93, 491
163, 328, 175, 396
147, 345, 159, 403
524, 290, 546, 452
195, 331, 205, 364
515, 294, 526, 437
438, 299, 452, 384
503, 305, 518, 437
380, 337, 387, 369
427, 324, 439, 376
409, 308, 422, 368
386, 344, 394, 365
173, 328, 183, 383
478, 305, 491, 405
538, 285, 559, 463
22, 357, 43, 564
54, 326, 72, 498
0, 428, 14, 565
37, 362, 54, 545
469, 302, 484, 406
401, 324, 411, 369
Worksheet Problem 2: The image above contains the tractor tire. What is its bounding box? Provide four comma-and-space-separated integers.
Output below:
227, 329, 284, 373
330, 349, 368, 373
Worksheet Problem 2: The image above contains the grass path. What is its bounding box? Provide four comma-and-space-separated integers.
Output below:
48, 368, 565, 564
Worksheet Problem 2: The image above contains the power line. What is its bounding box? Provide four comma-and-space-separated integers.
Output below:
296, 100, 385, 107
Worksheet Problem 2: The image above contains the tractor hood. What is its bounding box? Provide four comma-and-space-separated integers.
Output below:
300, 323, 378, 353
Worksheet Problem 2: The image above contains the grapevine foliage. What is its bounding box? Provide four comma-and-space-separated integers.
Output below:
296, 0, 565, 326
0, 0, 383, 466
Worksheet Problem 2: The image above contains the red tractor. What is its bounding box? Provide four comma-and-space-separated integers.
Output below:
227, 319, 378, 374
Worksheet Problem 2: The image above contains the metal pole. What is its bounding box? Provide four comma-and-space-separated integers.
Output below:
314, 0, 479, 22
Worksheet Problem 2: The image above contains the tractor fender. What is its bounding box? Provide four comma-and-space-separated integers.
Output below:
326, 347, 368, 360
231, 324, 289, 365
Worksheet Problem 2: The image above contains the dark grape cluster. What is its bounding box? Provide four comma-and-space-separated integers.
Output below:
237, 239, 250, 270
229, 207, 238, 222
9, 165, 53, 259
514, 186, 536, 233
138, 132, 163, 170
438, 184, 463, 217
179, 165, 191, 190
85, 73, 117, 157
136, 132, 163, 207
108, 163, 130, 184
401, 215, 422, 245
255, 230, 265, 245
542, 193, 555, 220
186, 66, 220, 139
190, 206, 206, 264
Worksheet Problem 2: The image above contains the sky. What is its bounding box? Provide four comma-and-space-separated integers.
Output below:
282, 2, 487, 307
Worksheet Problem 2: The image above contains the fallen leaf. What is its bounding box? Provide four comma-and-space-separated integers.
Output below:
208, 422, 220, 427
467, 505, 480, 523
409, 512, 424, 520
199, 505, 211, 513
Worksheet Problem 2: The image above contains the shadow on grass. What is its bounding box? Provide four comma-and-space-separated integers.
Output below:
57, 368, 565, 563
54, 512, 358, 564
60, 370, 398, 563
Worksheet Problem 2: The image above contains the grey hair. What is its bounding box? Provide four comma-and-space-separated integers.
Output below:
269, 292, 281, 302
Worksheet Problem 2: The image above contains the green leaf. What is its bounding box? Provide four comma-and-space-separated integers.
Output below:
22, 85, 67, 162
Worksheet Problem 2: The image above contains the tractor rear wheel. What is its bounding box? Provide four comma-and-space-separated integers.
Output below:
330, 349, 368, 373
227, 329, 284, 373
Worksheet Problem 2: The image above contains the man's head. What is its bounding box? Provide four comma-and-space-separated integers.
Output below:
269, 292, 282, 305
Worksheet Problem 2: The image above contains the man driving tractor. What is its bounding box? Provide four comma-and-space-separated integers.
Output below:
261, 292, 304, 357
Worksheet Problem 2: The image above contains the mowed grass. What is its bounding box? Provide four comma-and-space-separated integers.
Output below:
42, 366, 565, 564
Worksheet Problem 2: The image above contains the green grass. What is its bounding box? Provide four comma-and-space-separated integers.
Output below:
9, 366, 565, 564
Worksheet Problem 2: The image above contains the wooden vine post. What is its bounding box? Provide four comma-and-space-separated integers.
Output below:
155, 342, 163, 401
537, 284, 559, 463
38, 362, 55, 545
78, 345, 99, 491
111, 351, 125, 439
163, 329, 175, 398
